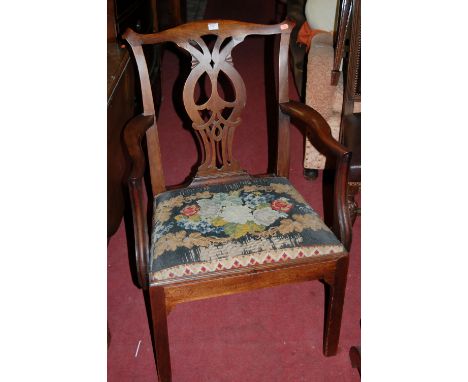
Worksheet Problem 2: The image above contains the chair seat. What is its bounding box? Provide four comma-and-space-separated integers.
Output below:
149, 177, 345, 283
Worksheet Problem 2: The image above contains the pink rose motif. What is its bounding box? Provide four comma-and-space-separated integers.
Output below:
181, 204, 200, 217
271, 199, 293, 213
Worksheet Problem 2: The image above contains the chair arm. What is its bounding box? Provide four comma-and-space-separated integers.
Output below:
279, 101, 352, 251
280, 101, 348, 158
124, 114, 155, 181
123, 114, 154, 289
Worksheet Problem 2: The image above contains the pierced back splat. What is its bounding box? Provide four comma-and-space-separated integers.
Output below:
179, 36, 246, 177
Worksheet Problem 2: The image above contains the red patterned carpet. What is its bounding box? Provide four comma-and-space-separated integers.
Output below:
108, 1, 360, 380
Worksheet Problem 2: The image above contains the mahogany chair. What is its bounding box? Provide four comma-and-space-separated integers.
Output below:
332, 0, 361, 372
332, 0, 361, 224
123, 19, 352, 381
340, 0, 361, 225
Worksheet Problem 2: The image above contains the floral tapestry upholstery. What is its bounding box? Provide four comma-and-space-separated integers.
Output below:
150, 177, 345, 283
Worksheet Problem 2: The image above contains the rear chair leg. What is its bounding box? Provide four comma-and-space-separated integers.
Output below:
323, 256, 349, 356
150, 286, 172, 382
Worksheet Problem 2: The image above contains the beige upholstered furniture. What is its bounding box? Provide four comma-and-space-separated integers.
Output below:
303, 32, 360, 171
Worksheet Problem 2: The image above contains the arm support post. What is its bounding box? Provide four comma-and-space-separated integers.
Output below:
279, 101, 352, 251
123, 114, 155, 289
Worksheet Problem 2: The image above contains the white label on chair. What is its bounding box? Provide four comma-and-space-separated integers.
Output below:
208, 23, 219, 30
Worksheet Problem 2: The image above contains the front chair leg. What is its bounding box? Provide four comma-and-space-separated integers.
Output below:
150, 287, 172, 382
322, 256, 349, 356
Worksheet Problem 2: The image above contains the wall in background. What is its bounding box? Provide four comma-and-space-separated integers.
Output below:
305, 0, 339, 31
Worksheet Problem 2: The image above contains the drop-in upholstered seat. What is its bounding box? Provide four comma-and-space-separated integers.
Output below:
150, 177, 345, 283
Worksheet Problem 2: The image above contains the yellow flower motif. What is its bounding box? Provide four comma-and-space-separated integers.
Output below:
211, 217, 227, 226
222, 221, 265, 239
246, 221, 265, 233
231, 223, 251, 239
188, 214, 201, 222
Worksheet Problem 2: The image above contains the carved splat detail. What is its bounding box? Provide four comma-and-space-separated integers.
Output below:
177, 36, 247, 177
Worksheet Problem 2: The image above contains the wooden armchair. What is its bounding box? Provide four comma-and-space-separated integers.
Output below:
330, 0, 361, 224
123, 19, 352, 381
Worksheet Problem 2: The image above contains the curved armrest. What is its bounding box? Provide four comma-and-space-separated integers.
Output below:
280, 101, 352, 251
123, 114, 154, 289
280, 101, 348, 158
124, 114, 155, 181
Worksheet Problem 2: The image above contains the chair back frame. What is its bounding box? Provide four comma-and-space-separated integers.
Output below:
124, 19, 294, 196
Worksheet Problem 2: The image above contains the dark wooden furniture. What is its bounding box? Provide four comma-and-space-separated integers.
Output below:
157, 0, 183, 29
107, 0, 162, 347
331, 0, 352, 86
333, 0, 361, 374
332, 0, 361, 225
108, 0, 134, 238
286, 0, 308, 98
341, 0, 360, 225
123, 20, 353, 381
342, 0, 361, 110
341, 114, 360, 224
107, 0, 161, 238
107, 45, 136, 238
